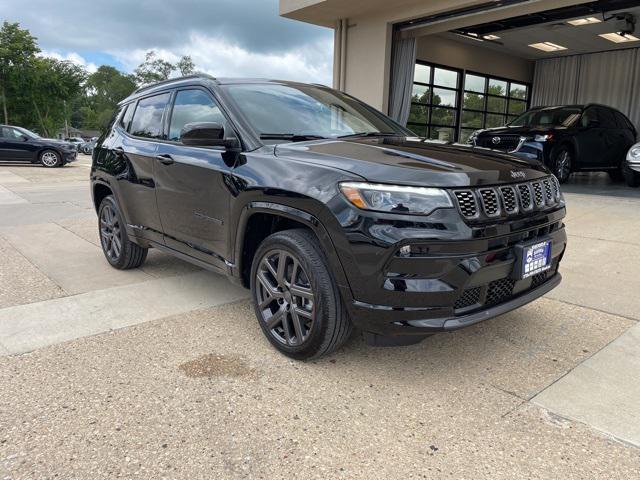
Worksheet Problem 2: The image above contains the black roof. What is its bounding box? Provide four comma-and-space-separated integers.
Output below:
120, 75, 329, 105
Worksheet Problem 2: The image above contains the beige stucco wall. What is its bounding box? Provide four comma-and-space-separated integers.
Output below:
416, 35, 534, 83
281, 0, 587, 112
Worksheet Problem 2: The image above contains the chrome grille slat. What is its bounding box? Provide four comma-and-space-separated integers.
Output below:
452, 176, 561, 220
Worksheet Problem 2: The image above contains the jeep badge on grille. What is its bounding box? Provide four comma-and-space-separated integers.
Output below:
492, 136, 501, 145
510, 170, 526, 179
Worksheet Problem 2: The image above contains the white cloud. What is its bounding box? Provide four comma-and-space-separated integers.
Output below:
111, 32, 334, 85
39, 50, 99, 73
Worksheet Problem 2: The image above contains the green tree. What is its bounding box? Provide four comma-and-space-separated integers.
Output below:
22, 58, 86, 136
0, 22, 39, 124
134, 50, 198, 85
80, 65, 136, 131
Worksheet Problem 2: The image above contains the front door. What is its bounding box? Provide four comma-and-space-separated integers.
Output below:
0, 127, 33, 160
574, 107, 607, 168
154, 88, 234, 269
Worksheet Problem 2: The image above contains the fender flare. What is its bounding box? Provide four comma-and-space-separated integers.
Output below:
233, 201, 353, 298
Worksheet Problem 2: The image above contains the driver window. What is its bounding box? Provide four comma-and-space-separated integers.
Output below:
169, 89, 226, 142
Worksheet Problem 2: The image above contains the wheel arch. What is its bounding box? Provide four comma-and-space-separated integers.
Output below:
233, 202, 351, 297
92, 181, 113, 213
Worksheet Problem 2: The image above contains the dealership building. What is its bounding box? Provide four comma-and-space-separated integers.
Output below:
280, 0, 640, 143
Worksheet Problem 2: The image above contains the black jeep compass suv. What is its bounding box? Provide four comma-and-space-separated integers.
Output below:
91, 75, 567, 359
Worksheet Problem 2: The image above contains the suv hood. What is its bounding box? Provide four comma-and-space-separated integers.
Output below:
476, 125, 569, 136
275, 137, 550, 187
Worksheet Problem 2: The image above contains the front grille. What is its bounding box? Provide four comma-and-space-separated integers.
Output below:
500, 186, 518, 214
532, 182, 545, 208
475, 134, 522, 152
454, 287, 481, 310
454, 190, 478, 218
479, 189, 500, 216
453, 176, 561, 221
486, 278, 516, 306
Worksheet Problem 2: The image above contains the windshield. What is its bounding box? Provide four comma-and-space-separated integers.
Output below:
222, 83, 409, 142
15, 127, 40, 139
510, 107, 582, 128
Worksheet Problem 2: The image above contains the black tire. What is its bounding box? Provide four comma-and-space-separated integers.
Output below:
623, 164, 640, 188
39, 149, 62, 168
250, 229, 353, 360
551, 146, 572, 184
98, 195, 148, 269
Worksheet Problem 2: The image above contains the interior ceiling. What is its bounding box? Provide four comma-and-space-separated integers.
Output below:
443, 0, 640, 60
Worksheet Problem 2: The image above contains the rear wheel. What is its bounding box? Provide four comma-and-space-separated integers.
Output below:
250, 229, 352, 360
98, 195, 148, 269
623, 164, 640, 188
40, 149, 61, 168
551, 146, 572, 183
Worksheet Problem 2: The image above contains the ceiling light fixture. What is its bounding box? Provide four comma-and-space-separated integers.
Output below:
567, 17, 602, 26
483, 34, 501, 40
528, 42, 568, 52
599, 32, 640, 43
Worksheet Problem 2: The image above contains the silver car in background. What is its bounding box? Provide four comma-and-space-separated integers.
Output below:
624, 143, 640, 187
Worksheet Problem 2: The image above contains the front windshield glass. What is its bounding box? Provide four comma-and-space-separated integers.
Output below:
15, 127, 40, 139
510, 107, 581, 128
222, 83, 409, 142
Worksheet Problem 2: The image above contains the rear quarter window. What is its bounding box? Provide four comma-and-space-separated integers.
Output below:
129, 92, 171, 139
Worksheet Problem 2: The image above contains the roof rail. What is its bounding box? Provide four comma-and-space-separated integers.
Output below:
133, 73, 217, 95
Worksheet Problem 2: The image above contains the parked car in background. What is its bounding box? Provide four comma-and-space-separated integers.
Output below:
470, 104, 637, 183
91, 75, 566, 359
0, 125, 77, 167
81, 137, 98, 155
624, 142, 640, 187
65, 136, 85, 150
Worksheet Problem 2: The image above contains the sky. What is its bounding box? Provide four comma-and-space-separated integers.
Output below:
0, 0, 334, 84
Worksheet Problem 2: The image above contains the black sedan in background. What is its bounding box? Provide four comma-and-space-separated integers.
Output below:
0, 125, 77, 167
470, 104, 637, 183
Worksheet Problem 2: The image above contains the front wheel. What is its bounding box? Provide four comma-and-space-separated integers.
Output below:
98, 195, 148, 269
250, 229, 353, 360
623, 164, 640, 188
40, 149, 62, 168
551, 146, 572, 183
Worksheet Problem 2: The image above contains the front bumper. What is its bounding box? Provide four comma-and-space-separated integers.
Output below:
62, 150, 77, 163
337, 206, 566, 337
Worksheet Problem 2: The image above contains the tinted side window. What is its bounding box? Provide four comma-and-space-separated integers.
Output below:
596, 107, 617, 129
168, 89, 226, 142
1, 127, 22, 139
130, 93, 171, 139
119, 103, 135, 131
614, 111, 632, 131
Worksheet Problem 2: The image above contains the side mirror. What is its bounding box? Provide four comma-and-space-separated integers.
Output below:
181, 122, 238, 149
21, 135, 29, 141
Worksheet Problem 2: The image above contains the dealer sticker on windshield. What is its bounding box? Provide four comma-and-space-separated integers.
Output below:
519, 240, 552, 279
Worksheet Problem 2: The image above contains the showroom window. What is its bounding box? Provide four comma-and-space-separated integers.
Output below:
408, 61, 530, 143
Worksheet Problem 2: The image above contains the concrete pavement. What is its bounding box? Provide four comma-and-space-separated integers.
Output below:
0, 160, 639, 478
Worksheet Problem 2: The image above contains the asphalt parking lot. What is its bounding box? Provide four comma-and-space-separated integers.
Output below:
1, 155, 640, 479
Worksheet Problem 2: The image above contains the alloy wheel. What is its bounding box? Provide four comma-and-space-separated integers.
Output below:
255, 249, 316, 346
557, 151, 571, 181
100, 204, 122, 261
41, 151, 59, 167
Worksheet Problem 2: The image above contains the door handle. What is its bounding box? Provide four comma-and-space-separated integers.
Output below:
113, 147, 124, 156
156, 154, 174, 165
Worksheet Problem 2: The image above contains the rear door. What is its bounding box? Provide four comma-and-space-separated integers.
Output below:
596, 107, 624, 168
575, 107, 607, 168
154, 87, 235, 268
112, 92, 171, 245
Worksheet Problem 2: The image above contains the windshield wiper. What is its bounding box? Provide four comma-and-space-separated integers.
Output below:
337, 132, 399, 139
260, 133, 328, 142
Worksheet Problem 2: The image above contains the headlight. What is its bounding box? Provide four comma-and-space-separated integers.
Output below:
628, 145, 640, 163
468, 130, 482, 144
339, 182, 453, 215
534, 134, 553, 142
